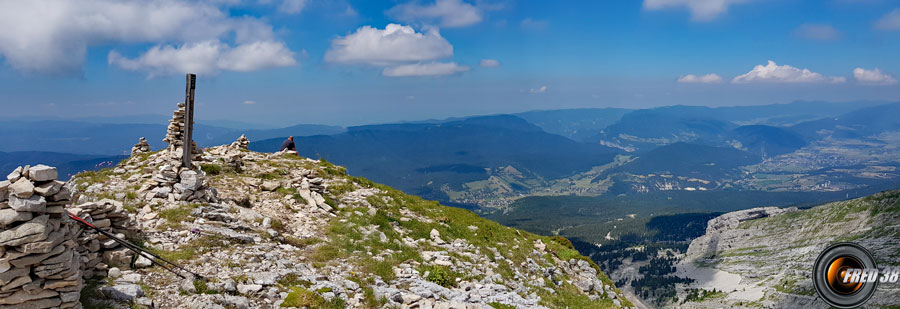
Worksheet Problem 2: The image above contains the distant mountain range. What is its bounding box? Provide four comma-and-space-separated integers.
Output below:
0, 120, 343, 155
4, 100, 899, 206
251, 115, 620, 201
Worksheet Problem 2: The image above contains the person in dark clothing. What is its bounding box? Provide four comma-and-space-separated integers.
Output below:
280, 136, 298, 155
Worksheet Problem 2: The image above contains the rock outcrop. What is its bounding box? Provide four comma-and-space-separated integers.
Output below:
684, 206, 794, 261
0, 165, 82, 309
678, 191, 900, 308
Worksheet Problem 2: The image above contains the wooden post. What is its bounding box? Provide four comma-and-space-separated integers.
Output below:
182, 73, 196, 169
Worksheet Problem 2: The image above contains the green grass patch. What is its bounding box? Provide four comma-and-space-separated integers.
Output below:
157, 203, 201, 229
281, 287, 344, 308
200, 163, 223, 175
193, 279, 219, 295
489, 302, 517, 309
277, 273, 313, 288
419, 265, 459, 288
683, 288, 726, 303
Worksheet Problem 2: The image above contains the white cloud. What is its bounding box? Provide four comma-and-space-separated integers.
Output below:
382, 62, 469, 77
109, 40, 296, 77
875, 9, 900, 30
243, 100, 257, 105
642, 0, 749, 22
732, 60, 846, 84
387, 0, 482, 28
529, 85, 548, 94
677, 73, 723, 83
520, 18, 549, 31
0, 0, 296, 76
793, 23, 840, 41
278, 0, 307, 14
479, 59, 500, 67
325, 24, 453, 66
853, 67, 897, 85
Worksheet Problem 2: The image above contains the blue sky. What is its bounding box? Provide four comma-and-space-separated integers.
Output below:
0, 0, 898, 126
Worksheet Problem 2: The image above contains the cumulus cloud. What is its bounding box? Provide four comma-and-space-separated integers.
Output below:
278, 0, 307, 14
325, 24, 453, 66
243, 100, 257, 105
387, 0, 482, 28
732, 60, 846, 84
793, 23, 840, 41
875, 9, 900, 30
853, 68, 897, 85
109, 40, 296, 77
479, 59, 500, 67
677, 73, 723, 83
325, 24, 465, 77
529, 86, 548, 94
0, 0, 296, 76
382, 62, 469, 77
643, 0, 749, 22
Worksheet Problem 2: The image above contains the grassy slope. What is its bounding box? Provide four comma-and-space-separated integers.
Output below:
70, 151, 632, 308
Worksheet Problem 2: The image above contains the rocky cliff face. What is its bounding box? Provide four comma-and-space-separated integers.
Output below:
677, 190, 900, 308
60, 141, 632, 308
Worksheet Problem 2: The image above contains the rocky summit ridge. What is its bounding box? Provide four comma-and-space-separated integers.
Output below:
3, 133, 632, 308
676, 190, 900, 308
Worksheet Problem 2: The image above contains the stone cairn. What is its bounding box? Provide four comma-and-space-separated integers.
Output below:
231, 134, 250, 150
131, 137, 150, 156
162, 102, 201, 160
0, 165, 82, 308
139, 102, 218, 203
69, 199, 140, 278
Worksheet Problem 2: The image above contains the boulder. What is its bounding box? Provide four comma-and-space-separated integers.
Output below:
8, 178, 34, 199
236, 284, 262, 294
28, 165, 58, 182
8, 195, 46, 212
261, 181, 280, 192
101, 284, 144, 302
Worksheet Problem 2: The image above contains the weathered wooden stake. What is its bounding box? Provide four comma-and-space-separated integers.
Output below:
182, 73, 196, 169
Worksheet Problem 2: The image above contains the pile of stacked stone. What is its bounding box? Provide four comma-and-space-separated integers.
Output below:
68, 199, 140, 278
139, 102, 218, 203
161, 102, 201, 161
130, 137, 151, 156
0, 165, 82, 308
231, 134, 250, 150
143, 168, 217, 203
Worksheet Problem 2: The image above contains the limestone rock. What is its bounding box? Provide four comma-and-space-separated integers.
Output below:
33, 181, 63, 197
8, 178, 34, 199
0, 209, 32, 226
28, 165, 58, 182
101, 284, 144, 302
261, 181, 280, 192
0, 180, 9, 202
8, 195, 46, 213
0, 215, 49, 247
